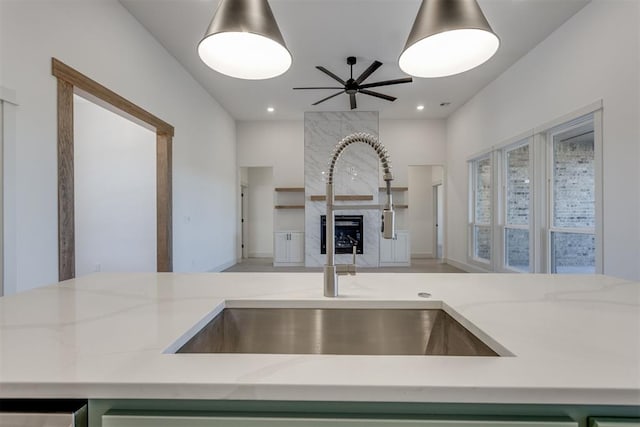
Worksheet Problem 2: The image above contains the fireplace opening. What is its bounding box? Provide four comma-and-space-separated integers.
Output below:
321, 215, 363, 254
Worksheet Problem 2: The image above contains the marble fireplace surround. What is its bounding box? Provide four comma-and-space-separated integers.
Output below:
304, 112, 380, 267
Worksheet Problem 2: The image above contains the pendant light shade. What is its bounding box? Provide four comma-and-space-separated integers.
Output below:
198, 0, 292, 80
399, 0, 499, 78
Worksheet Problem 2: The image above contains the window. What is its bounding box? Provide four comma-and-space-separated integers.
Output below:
548, 120, 595, 274
503, 142, 531, 272
469, 155, 492, 263
467, 105, 601, 274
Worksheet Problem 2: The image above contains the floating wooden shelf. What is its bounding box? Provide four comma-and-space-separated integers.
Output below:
310, 195, 374, 202
379, 187, 408, 192
275, 205, 305, 209
275, 187, 304, 192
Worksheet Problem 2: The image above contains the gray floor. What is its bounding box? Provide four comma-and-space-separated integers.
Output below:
223, 257, 465, 273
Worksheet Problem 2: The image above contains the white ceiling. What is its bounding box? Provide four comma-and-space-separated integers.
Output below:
120, 0, 589, 121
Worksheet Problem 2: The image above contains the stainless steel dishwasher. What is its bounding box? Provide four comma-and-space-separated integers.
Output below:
0, 400, 87, 427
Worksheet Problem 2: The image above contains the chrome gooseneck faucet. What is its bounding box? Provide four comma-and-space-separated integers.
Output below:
324, 132, 395, 297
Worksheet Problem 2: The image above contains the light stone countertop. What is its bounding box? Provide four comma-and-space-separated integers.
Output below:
0, 272, 638, 405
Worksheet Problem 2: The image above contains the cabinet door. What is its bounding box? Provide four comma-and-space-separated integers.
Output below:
393, 231, 410, 263
379, 236, 394, 263
289, 232, 304, 263
590, 419, 640, 427
273, 232, 289, 263
103, 413, 578, 427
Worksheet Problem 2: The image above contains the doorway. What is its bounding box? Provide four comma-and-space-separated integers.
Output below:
241, 184, 248, 259
238, 167, 274, 260
53, 58, 174, 280
408, 165, 445, 260
433, 183, 444, 260
73, 95, 157, 276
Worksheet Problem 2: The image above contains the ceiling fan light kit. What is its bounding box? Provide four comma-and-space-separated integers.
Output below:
198, 0, 292, 80
399, 0, 500, 78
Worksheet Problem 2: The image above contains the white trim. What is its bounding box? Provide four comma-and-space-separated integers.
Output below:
466, 146, 494, 162
495, 130, 534, 152
533, 100, 603, 134
207, 259, 237, 272
0, 101, 3, 296
446, 258, 491, 273
499, 140, 533, 273
273, 262, 305, 267
593, 109, 604, 274
411, 252, 433, 259
465, 100, 603, 162
248, 252, 273, 259
0, 87, 18, 106
545, 113, 598, 274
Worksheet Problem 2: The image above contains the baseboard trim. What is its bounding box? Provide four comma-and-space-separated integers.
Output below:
248, 252, 273, 259
446, 258, 492, 273
208, 259, 237, 272
273, 262, 305, 267
411, 252, 433, 259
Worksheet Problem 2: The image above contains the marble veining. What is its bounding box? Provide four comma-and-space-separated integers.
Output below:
304, 112, 380, 267
0, 272, 638, 404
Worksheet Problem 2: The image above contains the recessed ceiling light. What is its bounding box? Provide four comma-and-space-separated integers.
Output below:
267, 107, 275, 113
417, 105, 425, 111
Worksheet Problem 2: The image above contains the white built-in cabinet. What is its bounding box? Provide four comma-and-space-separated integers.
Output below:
274, 232, 304, 266
379, 230, 410, 266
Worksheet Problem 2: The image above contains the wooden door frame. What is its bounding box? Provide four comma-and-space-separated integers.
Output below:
52, 58, 174, 281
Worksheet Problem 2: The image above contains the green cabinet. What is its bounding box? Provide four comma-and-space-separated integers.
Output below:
590, 418, 640, 427
102, 412, 577, 427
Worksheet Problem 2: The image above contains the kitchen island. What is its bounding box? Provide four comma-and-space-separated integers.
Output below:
0, 272, 638, 425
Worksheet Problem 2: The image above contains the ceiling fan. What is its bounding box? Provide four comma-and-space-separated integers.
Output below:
293, 56, 413, 110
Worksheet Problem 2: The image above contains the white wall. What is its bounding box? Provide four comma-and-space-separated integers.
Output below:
236, 118, 447, 261
408, 165, 433, 258
446, 0, 640, 280
237, 119, 447, 188
1, 0, 237, 293
74, 96, 156, 276
237, 120, 303, 187
247, 167, 273, 258
379, 119, 447, 186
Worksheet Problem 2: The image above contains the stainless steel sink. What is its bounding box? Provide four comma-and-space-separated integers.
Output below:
176, 308, 498, 356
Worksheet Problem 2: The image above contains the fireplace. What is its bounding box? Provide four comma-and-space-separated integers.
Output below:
321, 215, 363, 254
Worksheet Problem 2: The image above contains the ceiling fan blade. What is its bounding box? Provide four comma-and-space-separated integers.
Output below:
355, 60, 382, 85
350, 93, 357, 110
316, 66, 346, 85
359, 89, 396, 102
359, 77, 413, 89
312, 91, 344, 106
293, 87, 344, 90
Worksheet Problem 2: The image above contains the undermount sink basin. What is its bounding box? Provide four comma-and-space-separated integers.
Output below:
175, 307, 499, 356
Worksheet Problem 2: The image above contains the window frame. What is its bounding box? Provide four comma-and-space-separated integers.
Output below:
468, 153, 493, 268
545, 115, 600, 274
465, 102, 603, 276
500, 139, 533, 273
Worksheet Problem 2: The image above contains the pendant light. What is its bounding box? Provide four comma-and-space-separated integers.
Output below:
399, 0, 499, 78
198, 0, 292, 80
